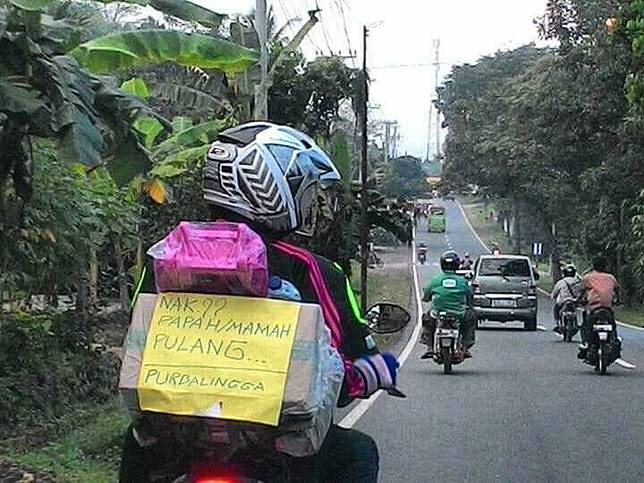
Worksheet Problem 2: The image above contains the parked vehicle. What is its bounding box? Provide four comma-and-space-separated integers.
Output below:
433, 311, 465, 374
427, 206, 446, 233
470, 255, 539, 330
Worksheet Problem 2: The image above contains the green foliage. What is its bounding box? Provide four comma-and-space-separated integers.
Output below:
5, 400, 128, 481
70, 30, 259, 76
2, 148, 138, 302
96, 0, 225, 29
0, 311, 119, 427
439, 3, 644, 301
381, 155, 427, 199
627, 0, 644, 118
120, 77, 150, 99
269, 53, 358, 138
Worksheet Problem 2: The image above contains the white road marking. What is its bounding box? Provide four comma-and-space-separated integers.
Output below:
339, 227, 424, 429
617, 321, 644, 332
458, 200, 644, 333
615, 358, 636, 370
456, 200, 490, 252
537, 325, 547, 332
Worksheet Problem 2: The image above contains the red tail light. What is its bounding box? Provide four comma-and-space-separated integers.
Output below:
189, 464, 244, 483
472, 282, 480, 294
528, 283, 537, 295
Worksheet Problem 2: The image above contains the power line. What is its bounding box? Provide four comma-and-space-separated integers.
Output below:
332, 0, 356, 66
370, 62, 456, 70
316, 3, 336, 56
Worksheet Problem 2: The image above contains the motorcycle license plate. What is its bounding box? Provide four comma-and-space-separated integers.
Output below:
598, 332, 609, 341
440, 338, 453, 347
593, 324, 613, 332
437, 329, 459, 337
492, 299, 515, 308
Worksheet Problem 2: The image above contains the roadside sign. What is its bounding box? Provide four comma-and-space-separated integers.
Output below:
532, 242, 543, 257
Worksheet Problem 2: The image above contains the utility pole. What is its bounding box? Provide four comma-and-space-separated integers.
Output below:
254, 0, 269, 120
432, 38, 441, 161
425, 104, 433, 162
379, 120, 396, 163
254, 6, 320, 120
360, 25, 369, 313
391, 122, 399, 159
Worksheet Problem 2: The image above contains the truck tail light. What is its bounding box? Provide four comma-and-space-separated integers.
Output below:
472, 282, 480, 294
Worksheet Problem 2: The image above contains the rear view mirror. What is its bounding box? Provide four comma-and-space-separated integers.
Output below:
533, 268, 541, 281
366, 303, 411, 334
464, 271, 474, 281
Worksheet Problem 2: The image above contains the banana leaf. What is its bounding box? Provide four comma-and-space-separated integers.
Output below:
94, 0, 224, 30
70, 30, 259, 76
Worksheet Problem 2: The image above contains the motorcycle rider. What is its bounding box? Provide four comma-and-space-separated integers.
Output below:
120, 122, 399, 482
418, 242, 428, 263
459, 253, 473, 271
491, 243, 500, 256
577, 255, 620, 359
550, 264, 581, 333
420, 251, 476, 359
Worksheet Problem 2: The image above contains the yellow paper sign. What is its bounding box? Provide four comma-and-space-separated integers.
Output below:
137, 292, 300, 426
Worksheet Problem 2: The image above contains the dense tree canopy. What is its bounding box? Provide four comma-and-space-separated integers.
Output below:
439, 0, 644, 301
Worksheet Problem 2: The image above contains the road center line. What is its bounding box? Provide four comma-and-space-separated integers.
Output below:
339, 227, 424, 429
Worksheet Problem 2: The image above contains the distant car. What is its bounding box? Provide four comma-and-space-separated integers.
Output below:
470, 255, 539, 331
444, 192, 456, 201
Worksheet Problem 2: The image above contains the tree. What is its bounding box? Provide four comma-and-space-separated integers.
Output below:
438, 1, 644, 301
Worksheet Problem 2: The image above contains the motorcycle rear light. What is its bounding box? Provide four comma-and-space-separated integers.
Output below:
189, 464, 244, 483
192, 476, 237, 483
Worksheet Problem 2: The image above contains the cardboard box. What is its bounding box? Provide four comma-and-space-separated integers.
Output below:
119, 293, 344, 456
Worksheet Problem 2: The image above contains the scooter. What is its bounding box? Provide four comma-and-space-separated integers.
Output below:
582, 307, 621, 375
418, 251, 427, 265
433, 311, 465, 374
558, 300, 578, 342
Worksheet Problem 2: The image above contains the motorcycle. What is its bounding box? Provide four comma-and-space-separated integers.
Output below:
582, 307, 621, 375
418, 251, 427, 265
122, 303, 411, 482
557, 300, 578, 342
433, 311, 465, 374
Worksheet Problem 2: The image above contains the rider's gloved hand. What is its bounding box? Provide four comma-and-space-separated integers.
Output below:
354, 352, 400, 397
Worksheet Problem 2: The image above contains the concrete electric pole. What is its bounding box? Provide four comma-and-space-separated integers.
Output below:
432, 38, 441, 161
254, 0, 269, 120
360, 25, 369, 312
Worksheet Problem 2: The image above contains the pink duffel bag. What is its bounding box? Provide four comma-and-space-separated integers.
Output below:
147, 221, 268, 296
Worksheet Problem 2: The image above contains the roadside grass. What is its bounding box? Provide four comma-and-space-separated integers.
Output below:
615, 305, 644, 328
351, 250, 414, 348
536, 266, 554, 292
459, 199, 513, 254
4, 400, 128, 482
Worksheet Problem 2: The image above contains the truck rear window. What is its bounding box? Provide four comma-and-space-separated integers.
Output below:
479, 259, 531, 277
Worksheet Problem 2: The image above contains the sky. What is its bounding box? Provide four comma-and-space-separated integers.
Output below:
196, 0, 549, 158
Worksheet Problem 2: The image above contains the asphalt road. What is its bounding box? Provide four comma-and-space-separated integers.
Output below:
354, 199, 644, 483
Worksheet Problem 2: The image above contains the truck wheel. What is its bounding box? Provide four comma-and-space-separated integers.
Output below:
525, 317, 537, 331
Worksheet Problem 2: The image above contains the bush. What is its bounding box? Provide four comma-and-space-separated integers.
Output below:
0, 311, 119, 428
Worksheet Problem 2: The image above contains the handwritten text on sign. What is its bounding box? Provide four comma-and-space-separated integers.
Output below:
137, 292, 300, 426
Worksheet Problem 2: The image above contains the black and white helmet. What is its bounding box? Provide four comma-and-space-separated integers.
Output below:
203, 122, 341, 236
